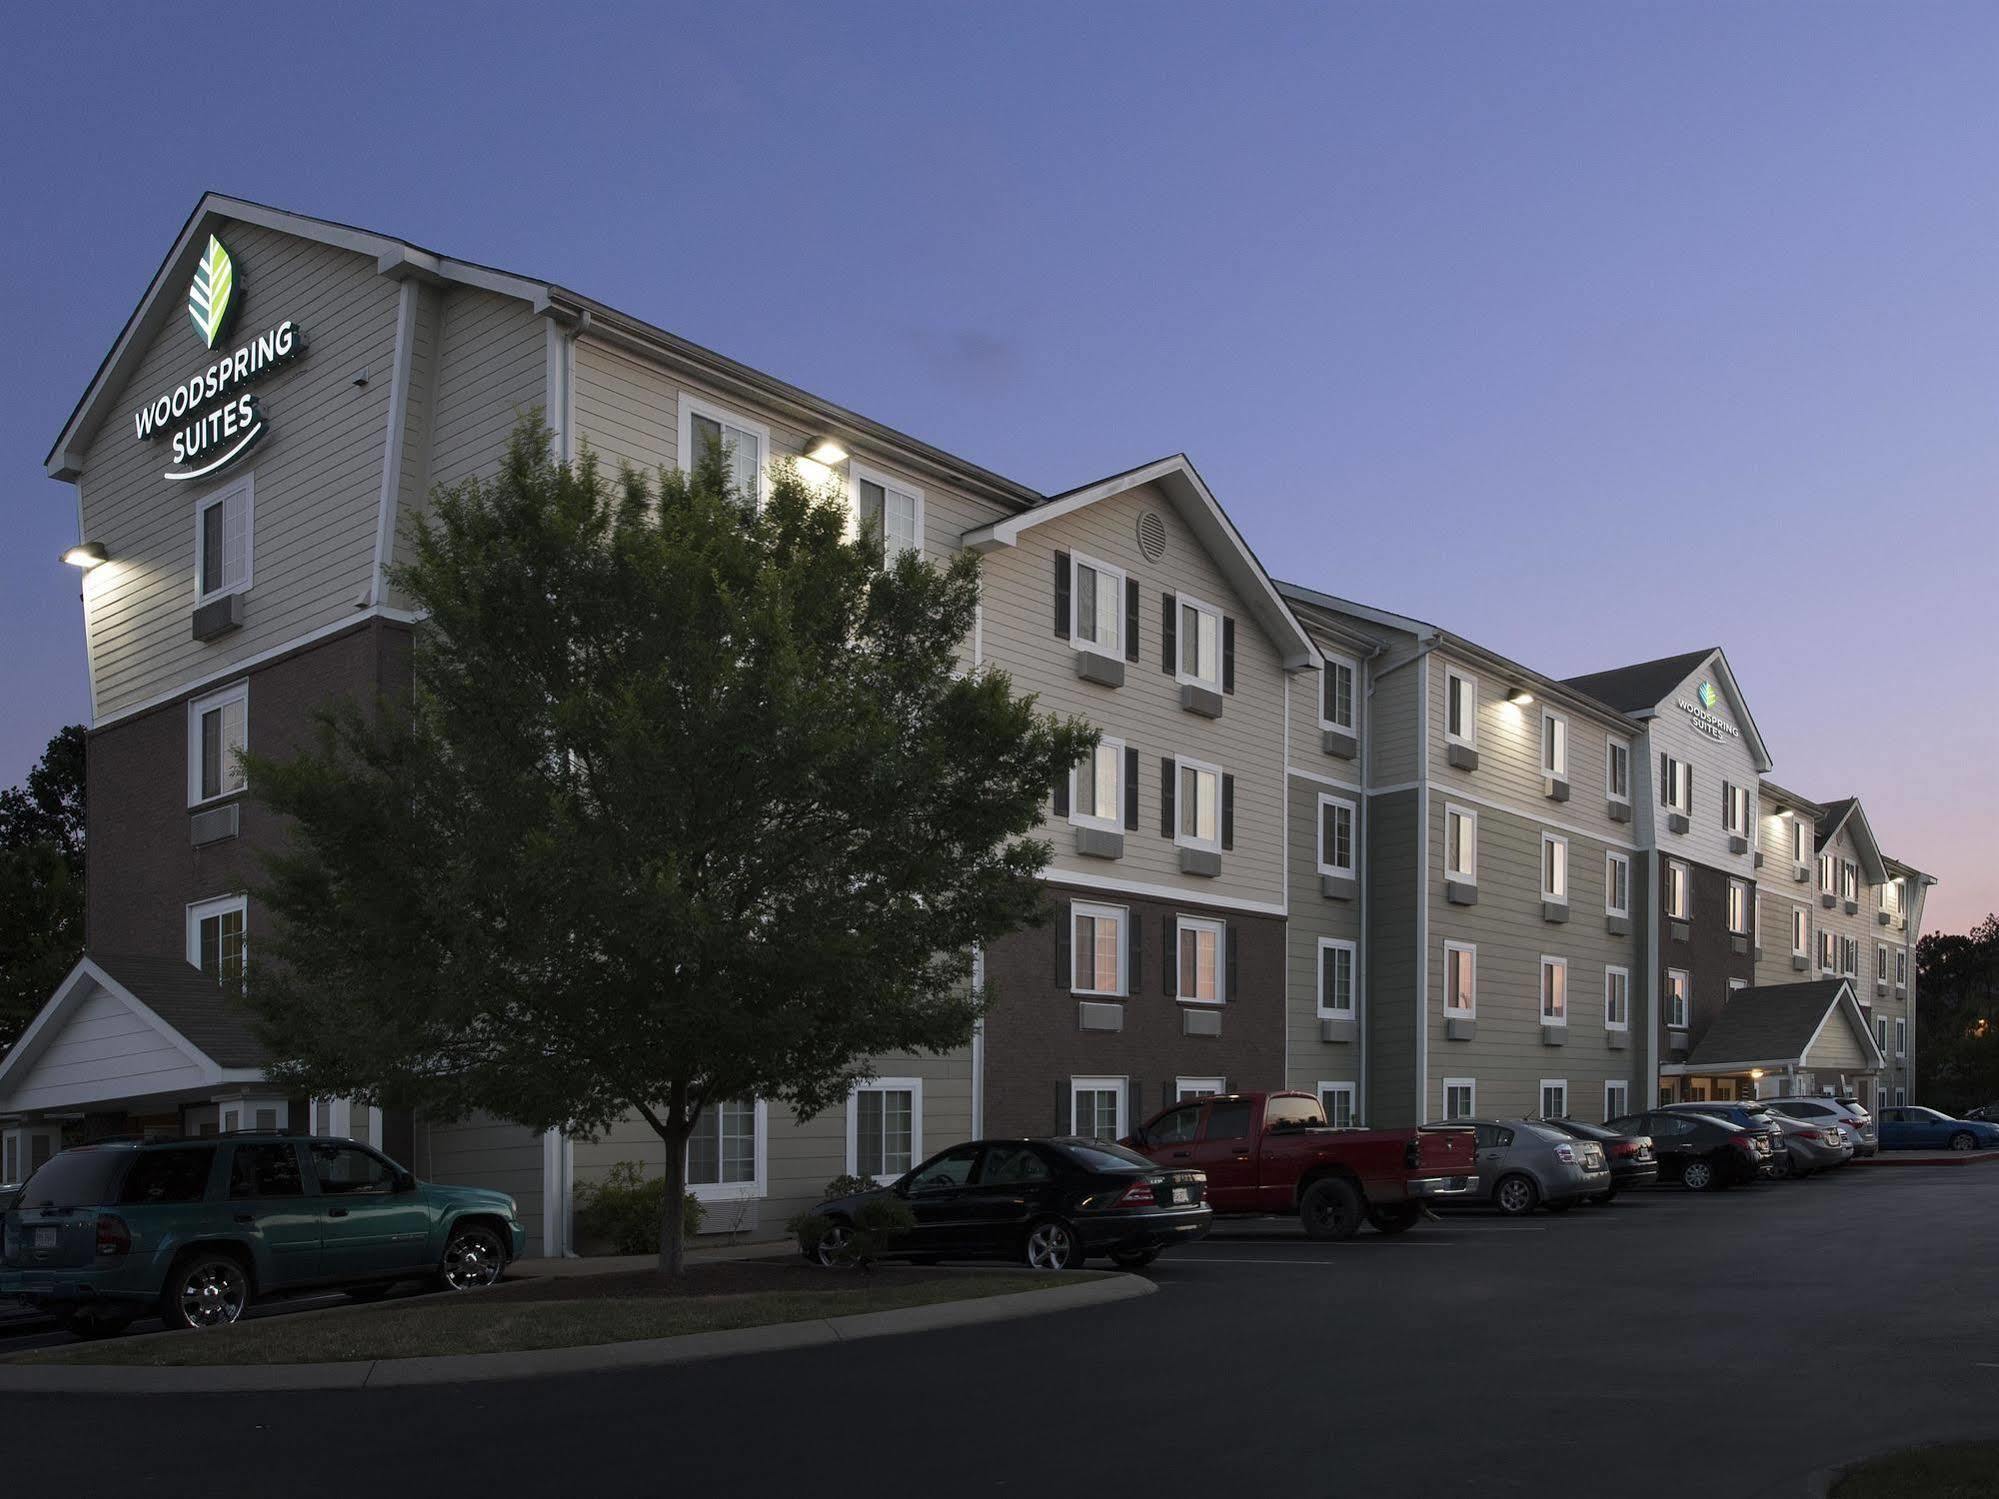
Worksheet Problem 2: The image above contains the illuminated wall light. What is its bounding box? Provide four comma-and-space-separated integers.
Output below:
1505, 686, 1534, 706
62, 542, 108, 569
805, 437, 849, 465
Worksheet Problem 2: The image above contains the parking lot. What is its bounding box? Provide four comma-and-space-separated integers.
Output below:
1, 1165, 1994, 1497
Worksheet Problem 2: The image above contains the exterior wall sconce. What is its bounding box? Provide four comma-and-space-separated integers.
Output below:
62, 542, 108, 569
805, 438, 849, 465
1506, 686, 1534, 706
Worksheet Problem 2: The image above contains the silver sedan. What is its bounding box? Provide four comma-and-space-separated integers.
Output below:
1768, 1113, 1854, 1175
1437, 1119, 1612, 1216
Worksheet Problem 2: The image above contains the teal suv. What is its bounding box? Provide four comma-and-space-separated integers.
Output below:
0, 1134, 525, 1336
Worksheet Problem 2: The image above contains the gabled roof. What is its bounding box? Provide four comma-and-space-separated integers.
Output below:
1815, 798, 1889, 884
962, 455, 1320, 672
1758, 778, 1823, 818
1562, 646, 1773, 772
1684, 979, 1884, 1072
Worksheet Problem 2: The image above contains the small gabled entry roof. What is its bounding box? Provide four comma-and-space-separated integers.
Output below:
1682, 979, 1884, 1074
961, 454, 1321, 672
1563, 646, 1773, 772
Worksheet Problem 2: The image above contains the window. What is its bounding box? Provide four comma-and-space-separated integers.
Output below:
1176, 1077, 1225, 1101
1540, 1080, 1569, 1120
1819, 853, 1836, 893
1071, 1077, 1127, 1140
1604, 1080, 1630, 1121
1844, 936, 1859, 979
1445, 669, 1478, 747
1443, 941, 1476, 1017
1541, 834, 1568, 904
848, 1079, 921, 1184
687, 1099, 764, 1198
1665, 860, 1690, 920
1895, 1018, 1907, 1056
1875, 1016, 1889, 1052
1665, 969, 1690, 1030
1177, 917, 1226, 1004
1604, 967, 1630, 1030
1176, 595, 1221, 687
1606, 737, 1631, 803
1541, 710, 1568, 778
1071, 552, 1126, 655
1442, 1078, 1476, 1122
1792, 906, 1809, 957
1791, 819, 1810, 865
680, 396, 767, 506
227, 1143, 302, 1199
188, 894, 247, 982
1319, 1083, 1357, 1129
1897, 948, 1909, 987
1882, 878, 1902, 917
1722, 781, 1751, 837
1070, 739, 1124, 829
1728, 880, 1749, 936
1842, 861, 1860, 902
1317, 794, 1356, 876
1819, 929, 1837, 973
1176, 757, 1222, 851
311, 1143, 398, 1196
119, 1147, 216, 1205
851, 465, 922, 561
1147, 1104, 1201, 1144
1320, 655, 1356, 731
1540, 957, 1568, 1025
1660, 753, 1690, 816
979, 1143, 1050, 1185
187, 682, 248, 806
1445, 804, 1477, 883
1070, 901, 1126, 996
195, 474, 252, 599
908, 1143, 982, 1193
1876, 943, 1889, 980
1316, 938, 1355, 1018
1605, 851, 1630, 918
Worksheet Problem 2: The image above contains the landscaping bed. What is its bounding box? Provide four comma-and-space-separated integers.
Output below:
1832, 1441, 1999, 1497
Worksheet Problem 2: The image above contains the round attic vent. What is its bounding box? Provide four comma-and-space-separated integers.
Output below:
1136, 509, 1167, 562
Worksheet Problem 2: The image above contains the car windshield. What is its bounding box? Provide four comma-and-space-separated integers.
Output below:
1516, 1122, 1571, 1143
14, 1149, 129, 1210
1053, 1139, 1155, 1173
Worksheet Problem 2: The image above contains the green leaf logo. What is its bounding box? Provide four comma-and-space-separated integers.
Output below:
1697, 680, 1719, 709
188, 235, 236, 349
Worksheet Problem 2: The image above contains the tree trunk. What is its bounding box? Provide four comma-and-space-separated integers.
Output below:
656, 1115, 692, 1276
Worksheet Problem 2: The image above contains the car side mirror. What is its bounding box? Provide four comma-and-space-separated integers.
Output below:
397, 1171, 418, 1193
1126, 1128, 1147, 1148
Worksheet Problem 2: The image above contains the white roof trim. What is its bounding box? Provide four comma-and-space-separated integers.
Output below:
1801, 980, 1889, 1072
1685, 649, 1774, 773
1820, 799, 1891, 887
961, 455, 1320, 671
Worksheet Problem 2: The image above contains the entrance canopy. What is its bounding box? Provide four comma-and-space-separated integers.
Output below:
1663, 979, 1884, 1097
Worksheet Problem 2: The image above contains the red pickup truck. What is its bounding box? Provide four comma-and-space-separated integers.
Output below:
1125, 1091, 1476, 1239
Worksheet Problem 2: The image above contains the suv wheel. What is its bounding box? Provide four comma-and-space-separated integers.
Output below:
162, 1249, 250, 1330
1299, 1177, 1365, 1240
438, 1222, 506, 1291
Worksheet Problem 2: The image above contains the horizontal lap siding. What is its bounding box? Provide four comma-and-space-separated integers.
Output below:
1286, 774, 1364, 1096
1367, 660, 1421, 787
10, 992, 208, 1110
415, 1114, 547, 1257
573, 338, 678, 476
426, 290, 546, 493
78, 224, 401, 721
1643, 663, 1760, 878
1366, 790, 1420, 1126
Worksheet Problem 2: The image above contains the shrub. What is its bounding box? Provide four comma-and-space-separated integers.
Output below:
789, 1192, 916, 1272
574, 1161, 704, 1256
820, 1172, 879, 1200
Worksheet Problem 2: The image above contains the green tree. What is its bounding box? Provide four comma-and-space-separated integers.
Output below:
0, 725, 87, 1046
1916, 917, 1999, 1109
245, 417, 1091, 1272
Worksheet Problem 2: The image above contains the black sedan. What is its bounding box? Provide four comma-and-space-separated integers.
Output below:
1608, 1112, 1761, 1192
798, 1138, 1210, 1271
1533, 1118, 1659, 1200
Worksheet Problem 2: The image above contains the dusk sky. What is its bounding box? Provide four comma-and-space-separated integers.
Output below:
5, 4, 1994, 931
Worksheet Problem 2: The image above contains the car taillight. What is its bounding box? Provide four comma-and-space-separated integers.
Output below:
1795, 1130, 1821, 1143
1405, 1139, 1422, 1169
1117, 1182, 1157, 1209
1733, 1137, 1759, 1156
1553, 1144, 1576, 1163
1613, 1142, 1639, 1158
95, 1214, 130, 1257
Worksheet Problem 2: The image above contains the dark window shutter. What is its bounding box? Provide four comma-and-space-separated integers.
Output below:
1162, 593, 1177, 674
1162, 1081, 1176, 1109
1221, 774, 1235, 851
1722, 780, 1731, 820
1686, 768, 1694, 810
1660, 754, 1670, 805
1222, 617, 1236, 694
1225, 922, 1239, 1001
1053, 763, 1069, 818
1322, 665, 1335, 722
1053, 551, 1071, 639
1124, 578, 1140, 663
1127, 911, 1141, 994
1123, 746, 1139, 830
1055, 1081, 1069, 1134
1163, 918, 1176, 997
1055, 907, 1072, 988
1160, 757, 1176, 838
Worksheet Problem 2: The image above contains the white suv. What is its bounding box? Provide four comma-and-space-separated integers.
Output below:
1765, 1097, 1876, 1156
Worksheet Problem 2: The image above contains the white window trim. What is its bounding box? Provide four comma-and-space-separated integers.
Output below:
1604, 965, 1631, 1031
1317, 792, 1357, 877
1173, 591, 1223, 689
1318, 1081, 1358, 1128
1605, 734, 1631, 805
686, 1098, 769, 1203
1176, 916, 1228, 1005
1070, 1076, 1128, 1137
1540, 955, 1569, 1026
1662, 754, 1690, 816
186, 680, 250, 808
1541, 709, 1568, 778
1539, 1079, 1569, 1120
194, 473, 254, 601
1728, 879, 1751, 937
186, 893, 248, 970
1792, 905, 1810, 958
1067, 549, 1128, 658
1666, 859, 1690, 920
1069, 900, 1128, 997
1541, 833, 1569, 905
1319, 652, 1358, 732
1445, 667, 1479, 749
1069, 736, 1126, 833
1443, 939, 1477, 1018
1174, 755, 1225, 853
1316, 937, 1357, 1019
1605, 850, 1630, 919
1604, 1080, 1631, 1121
1444, 802, 1478, 884
677, 393, 771, 506
847, 461, 925, 561
1666, 968, 1691, 1030
1176, 1076, 1225, 1101
846, 1077, 923, 1187
1442, 1077, 1477, 1122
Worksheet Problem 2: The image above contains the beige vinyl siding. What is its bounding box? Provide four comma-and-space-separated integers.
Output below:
4, 989, 212, 1112
572, 335, 679, 476
414, 1114, 547, 1257
1756, 887, 1816, 988
77, 223, 402, 721
1803, 1013, 1871, 1073
1424, 797, 1641, 1122
1285, 774, 1365, 1098
1366, 657, 1422, 788
1365, 789, 1421, 1126
425, 288, 547, 494
1288, 638, 1365, 769
977, 482, 1289, 908
1635, 663, 1762, 876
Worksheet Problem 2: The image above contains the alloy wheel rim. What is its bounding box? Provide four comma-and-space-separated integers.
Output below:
1686, 1163, 1711, 1188
1498, 1181, 1530, 1213
444, 1233, 500, 1290
180, 1261, 246, 1328
816, 1226, 853, 1267
1954, 1135, 1974, 1152
1027, 1225, 1072, 1269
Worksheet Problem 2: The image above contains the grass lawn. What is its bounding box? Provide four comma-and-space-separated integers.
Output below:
14, 1271, 1092, 1367
1833, 1443, 1999, 1499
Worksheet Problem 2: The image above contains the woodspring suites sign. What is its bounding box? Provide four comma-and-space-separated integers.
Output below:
1675, 680, 1740, 744
128, 236, 306, 482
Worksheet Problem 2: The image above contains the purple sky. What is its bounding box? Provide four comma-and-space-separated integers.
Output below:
6, 4, 1994, 931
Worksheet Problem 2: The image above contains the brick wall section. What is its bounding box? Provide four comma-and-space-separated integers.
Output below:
85, 618, 414, 958
1656, 853, 1758, 1055
981, 883, 1286, 1138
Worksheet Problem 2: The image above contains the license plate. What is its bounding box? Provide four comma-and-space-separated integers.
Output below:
1171, 1187, 1190, 1205
33, 1228, 55, 1249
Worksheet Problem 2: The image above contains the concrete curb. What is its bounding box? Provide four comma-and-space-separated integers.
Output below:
0, 1272, 1154, 1394
1850, 1150, 1999, 1167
